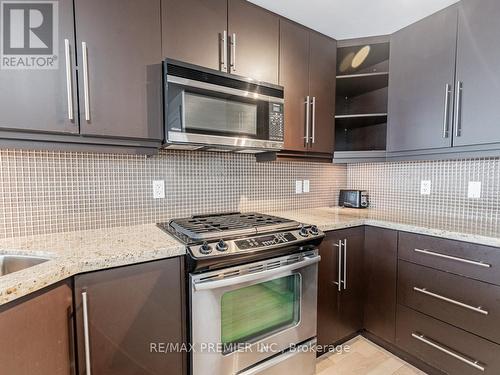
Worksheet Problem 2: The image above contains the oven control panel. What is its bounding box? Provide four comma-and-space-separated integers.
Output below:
235, 232, 297, 250
187, 226, 324, 259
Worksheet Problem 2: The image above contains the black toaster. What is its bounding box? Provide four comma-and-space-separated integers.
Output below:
338, 190, 369, 208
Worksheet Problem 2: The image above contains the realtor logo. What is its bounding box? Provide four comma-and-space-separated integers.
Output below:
1, 1, 58, 69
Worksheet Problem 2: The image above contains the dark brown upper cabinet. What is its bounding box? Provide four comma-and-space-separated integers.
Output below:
388, 0, 500, 159
387, 6, 458, 153
0, 282, 75, 375
74, 0, 163, 141
162, 0, 227, 71
317, 227, 364, 350
279, 19, 336, 157
453, 0, 500, 147
162, 0, 279, 84
74, 257, 185, 375
227, 0, 279, 84
0, 0, 78, 135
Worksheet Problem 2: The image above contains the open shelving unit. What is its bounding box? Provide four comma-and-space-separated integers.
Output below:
334, 37, 390, 163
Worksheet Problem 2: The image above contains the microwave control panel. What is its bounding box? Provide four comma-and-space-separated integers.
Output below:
269, 103, 284, 141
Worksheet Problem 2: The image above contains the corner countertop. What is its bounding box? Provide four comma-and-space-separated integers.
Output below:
1, 207, 499, 307
0, 224, 184, 306
268, 207, 500, 248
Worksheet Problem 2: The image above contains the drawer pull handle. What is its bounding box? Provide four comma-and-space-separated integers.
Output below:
411, 333, 485, 372
414, 248, 491, 268
413, 287, 489, 315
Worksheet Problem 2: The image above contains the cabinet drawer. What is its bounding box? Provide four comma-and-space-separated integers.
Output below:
398, 232, 500, 285
398, 260, 500, 344
396, 305, 500, 374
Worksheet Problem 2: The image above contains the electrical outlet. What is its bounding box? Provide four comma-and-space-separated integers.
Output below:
468, 181, 482, 199
152, 180, 165, 199
420, 180, 431, 195
295, 180, 303, 194
303, 180, 310, 193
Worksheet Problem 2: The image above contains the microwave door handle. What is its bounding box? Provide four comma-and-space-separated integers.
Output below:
193, 255, 321, 291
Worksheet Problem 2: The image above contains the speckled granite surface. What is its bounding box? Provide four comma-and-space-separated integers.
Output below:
0, 224, 184, 306
1, 207, 499, 307
270, 207, 500, 248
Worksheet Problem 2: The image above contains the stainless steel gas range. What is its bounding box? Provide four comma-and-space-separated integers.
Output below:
158, 212, 325, 375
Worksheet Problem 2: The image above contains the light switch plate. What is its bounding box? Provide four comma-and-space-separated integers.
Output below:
303, 180, 310, 193
468, 181, 482, 199
420, 180, 431, 195
153, 180, 165, 199
295, 180, 303, 194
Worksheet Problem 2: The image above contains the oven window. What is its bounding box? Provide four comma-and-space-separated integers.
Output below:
184, 92, 258, 136
220, 274, 300, 348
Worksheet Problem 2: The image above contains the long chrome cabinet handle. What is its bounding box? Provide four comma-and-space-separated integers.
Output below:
230, 33, 236, 72
413, 287, 488, 315
304, 96, 310, 145
411, 333, 485, 372
193, 255, 320, 291
443, 83, 451, 138
333, 240, 342, 291
414, 248, 491, 268
221, 31, 228, 72
342, 239, 347, 290
64, 39, 74, 121
81, 42, 90, 121
311, 97, 316, 144
454, 80, 463, 137
82, 291, 92, 375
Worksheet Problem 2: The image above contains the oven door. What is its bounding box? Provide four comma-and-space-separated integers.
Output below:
190, 250, 319, 375
166, 76, 284, 151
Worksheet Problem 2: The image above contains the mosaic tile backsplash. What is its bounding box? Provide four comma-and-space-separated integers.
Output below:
347, 158, 500, 237
0, 149, 499, 239
0, 150, 346, 239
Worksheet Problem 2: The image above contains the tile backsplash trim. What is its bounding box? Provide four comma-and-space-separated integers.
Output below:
0, 150, 346, 239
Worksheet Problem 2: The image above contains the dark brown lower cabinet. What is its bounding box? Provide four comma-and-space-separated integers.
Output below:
363, 227, 398, 343
0, 282, 74, 375
74, 257, 185, 375
396, 305, 500, 374
317, 227, 364, 349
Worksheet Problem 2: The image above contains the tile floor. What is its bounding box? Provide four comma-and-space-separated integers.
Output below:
316, 336, 426, 375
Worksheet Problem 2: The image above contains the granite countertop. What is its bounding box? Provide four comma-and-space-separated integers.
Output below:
0, 224, 184, 306
1, 206, 499, 307
270, 207, 500, 248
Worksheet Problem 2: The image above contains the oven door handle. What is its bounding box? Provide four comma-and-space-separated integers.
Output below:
193, 255, 321, 291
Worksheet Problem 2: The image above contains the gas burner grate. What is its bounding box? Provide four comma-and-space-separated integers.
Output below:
159, 212, 299, 243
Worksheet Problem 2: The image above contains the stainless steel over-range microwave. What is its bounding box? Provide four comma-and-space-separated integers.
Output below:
163, 59, 284, 153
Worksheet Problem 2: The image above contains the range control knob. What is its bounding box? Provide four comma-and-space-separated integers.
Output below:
216, 239, 228, 252
299, 226, 310, 237
309, 225, 319, 235
199, 242, 213, 255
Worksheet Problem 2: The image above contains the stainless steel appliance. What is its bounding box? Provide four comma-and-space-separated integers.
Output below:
158, 212, 324, 375
338, 189, 369, 208
163, 59, 284, 153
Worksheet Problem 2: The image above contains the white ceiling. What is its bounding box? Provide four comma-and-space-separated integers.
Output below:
248, 0, 460, 40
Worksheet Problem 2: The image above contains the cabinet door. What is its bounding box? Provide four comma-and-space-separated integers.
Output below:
0, 282, 74, 375
74, 0, 163, 140
74, 258, 185, 375
0, 0, 78, 134
387, 6, 458, 152
336, 227, 364, 339
317, 227, 364, 348
162, 0, 227, 71
454, 0, 500, 147
228, 0, 279, 83
279, 20, 309, 152
363, 227, 398, 343
308, 31, 336, 154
